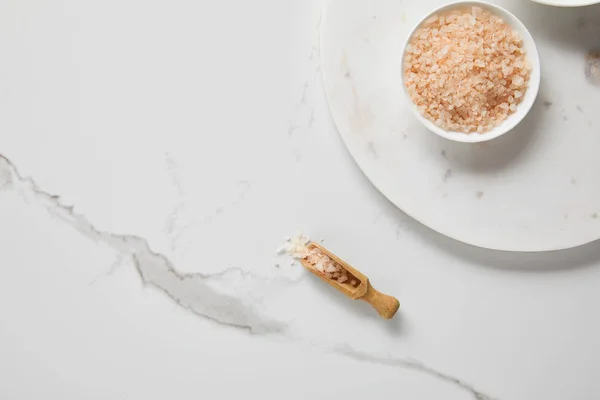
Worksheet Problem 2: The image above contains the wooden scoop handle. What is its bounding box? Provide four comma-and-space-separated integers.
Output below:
360, 282, 400, 319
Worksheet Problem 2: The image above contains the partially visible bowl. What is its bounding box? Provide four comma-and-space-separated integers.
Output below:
530, 0, 600, 6
401, 1, 541, 143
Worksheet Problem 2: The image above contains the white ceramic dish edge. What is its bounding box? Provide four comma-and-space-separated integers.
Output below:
530, 0, 600, 7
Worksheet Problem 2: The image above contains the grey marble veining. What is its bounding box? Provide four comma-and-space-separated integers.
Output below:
0, 153, 497, 400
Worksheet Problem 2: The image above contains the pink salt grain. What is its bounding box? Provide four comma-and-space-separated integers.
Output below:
304, 247, 354, 284
404, 7, 531, 134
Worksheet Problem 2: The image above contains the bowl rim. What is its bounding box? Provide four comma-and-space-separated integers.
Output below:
400, 0, 541, 143
529, 0, 600, 7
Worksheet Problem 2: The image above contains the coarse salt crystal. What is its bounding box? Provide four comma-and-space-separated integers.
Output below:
277, 232, 311, 259
300, 246, 358, 286
512, 75, 524, 86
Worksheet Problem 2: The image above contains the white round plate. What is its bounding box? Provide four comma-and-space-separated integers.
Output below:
320, 0, 600, 251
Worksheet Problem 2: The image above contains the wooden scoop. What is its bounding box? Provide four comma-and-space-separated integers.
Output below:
300, 242, 400, 319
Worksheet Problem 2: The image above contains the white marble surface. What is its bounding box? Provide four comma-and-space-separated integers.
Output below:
1, 0, 600, 399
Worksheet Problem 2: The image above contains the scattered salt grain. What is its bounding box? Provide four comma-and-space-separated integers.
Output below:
404, 7, 531, 133
277, 232, 311, 259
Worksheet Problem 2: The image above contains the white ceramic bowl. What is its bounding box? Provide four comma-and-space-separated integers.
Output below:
530, 0, 600, 6
401, 1, 541, 143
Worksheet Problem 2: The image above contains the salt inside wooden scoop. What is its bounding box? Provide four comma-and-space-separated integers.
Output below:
404, 6, 532, 134
304, 247, 358, 286
277, 233, 359, 287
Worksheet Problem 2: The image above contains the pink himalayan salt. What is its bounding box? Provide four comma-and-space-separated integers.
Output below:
404, 6, 531, 134
304, 248, 358, 286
